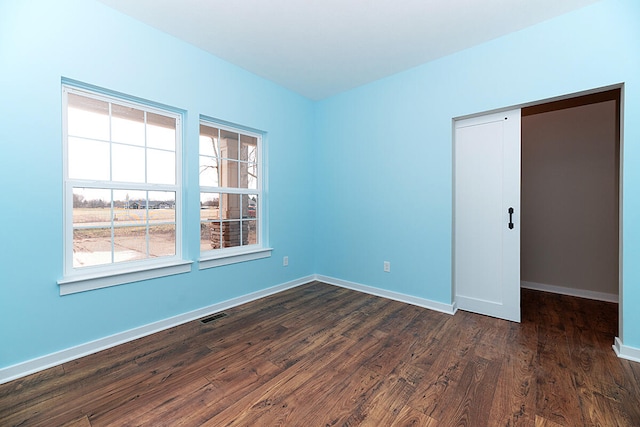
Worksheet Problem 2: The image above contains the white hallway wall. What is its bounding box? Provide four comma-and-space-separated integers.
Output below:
521, 99, 619, 300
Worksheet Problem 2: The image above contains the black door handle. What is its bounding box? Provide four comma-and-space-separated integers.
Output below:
508, 207, 514, 229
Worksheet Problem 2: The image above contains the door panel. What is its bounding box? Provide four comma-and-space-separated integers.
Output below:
454, 109, 521, 322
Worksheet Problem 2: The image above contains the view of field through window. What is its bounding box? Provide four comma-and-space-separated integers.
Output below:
66, 90, 179, 269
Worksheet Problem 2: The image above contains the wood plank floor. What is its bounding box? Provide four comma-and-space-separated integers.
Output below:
1, 281, 639, 426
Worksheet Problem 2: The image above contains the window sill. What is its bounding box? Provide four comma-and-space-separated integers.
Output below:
58, 260, 193, 295
199, 248, 272, 270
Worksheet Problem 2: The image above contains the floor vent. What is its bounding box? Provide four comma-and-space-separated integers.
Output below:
200, 312, 227, 324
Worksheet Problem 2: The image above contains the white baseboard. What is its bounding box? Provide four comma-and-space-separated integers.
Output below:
613, 337, 640, 363
520, 280, 618, 303
314, 274, 457, 315
0, 275, 314, 385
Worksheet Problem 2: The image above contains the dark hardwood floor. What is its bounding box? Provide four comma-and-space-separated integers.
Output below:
1, 281, 639, 426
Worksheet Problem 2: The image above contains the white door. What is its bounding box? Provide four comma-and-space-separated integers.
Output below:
454, 109, 521, 322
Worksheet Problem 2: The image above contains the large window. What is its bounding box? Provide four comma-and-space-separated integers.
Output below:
199, 120, 268, 268
60, 85, 188, 294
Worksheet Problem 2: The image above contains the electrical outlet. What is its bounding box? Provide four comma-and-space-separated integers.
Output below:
383, 261, 390, 273
283, 256, 289, 267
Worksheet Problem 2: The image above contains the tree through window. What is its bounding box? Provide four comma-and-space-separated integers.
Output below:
199, 122, 261, 254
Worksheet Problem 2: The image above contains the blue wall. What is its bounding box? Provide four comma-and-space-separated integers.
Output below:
0, 0, 316, 368
1, 0, 639, 371
314, 0, 640, 346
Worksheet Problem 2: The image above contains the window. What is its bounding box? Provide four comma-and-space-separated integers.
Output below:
59, 85, 190, 295
199, 120, 270, 268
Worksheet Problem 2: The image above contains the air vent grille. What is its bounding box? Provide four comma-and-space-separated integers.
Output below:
200, 312, 227, 324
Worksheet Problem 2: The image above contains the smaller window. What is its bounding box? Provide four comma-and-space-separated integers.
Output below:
199, 120, 269, 268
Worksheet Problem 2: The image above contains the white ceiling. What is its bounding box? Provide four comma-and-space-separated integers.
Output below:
96, 0, 601, 100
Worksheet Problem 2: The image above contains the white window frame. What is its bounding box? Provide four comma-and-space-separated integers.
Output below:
199, 118, 271, 269
58, 84, 191, 295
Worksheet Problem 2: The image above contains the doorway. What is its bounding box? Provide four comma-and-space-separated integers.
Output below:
453, 87, 621, 328
520, 89, 621, 319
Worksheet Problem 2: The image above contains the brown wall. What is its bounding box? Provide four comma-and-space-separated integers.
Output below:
521, 99, 619, 296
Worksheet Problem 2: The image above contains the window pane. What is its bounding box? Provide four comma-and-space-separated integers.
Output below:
112, 144, 145, 183
206, 221, 222, 250
73, 227, 112, 268
199, 134, 219, 158
222, 221, 243, 248
68, 137, 110, 180
114, 226, 147, 262
240, 134, 257, 162
201, 222, 211, 252
249, 163, 258, 190
150, 225, 175, 257
67, 93, 109, 141
247, 220, 258, 245
111, 104, 145, 146
147, 148, 175, 185
113, 190, 147, 226
220, 159, 239, 188
199, 156, 219, 187
242, 194, 258, 219
219, 130, 239, 160
149, 191, 175, 221
73, 188, 111, 227
200, 193, 220, 220
147, 112, 176, 151
240, 162, 258, 189
221, 193, 241, 219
